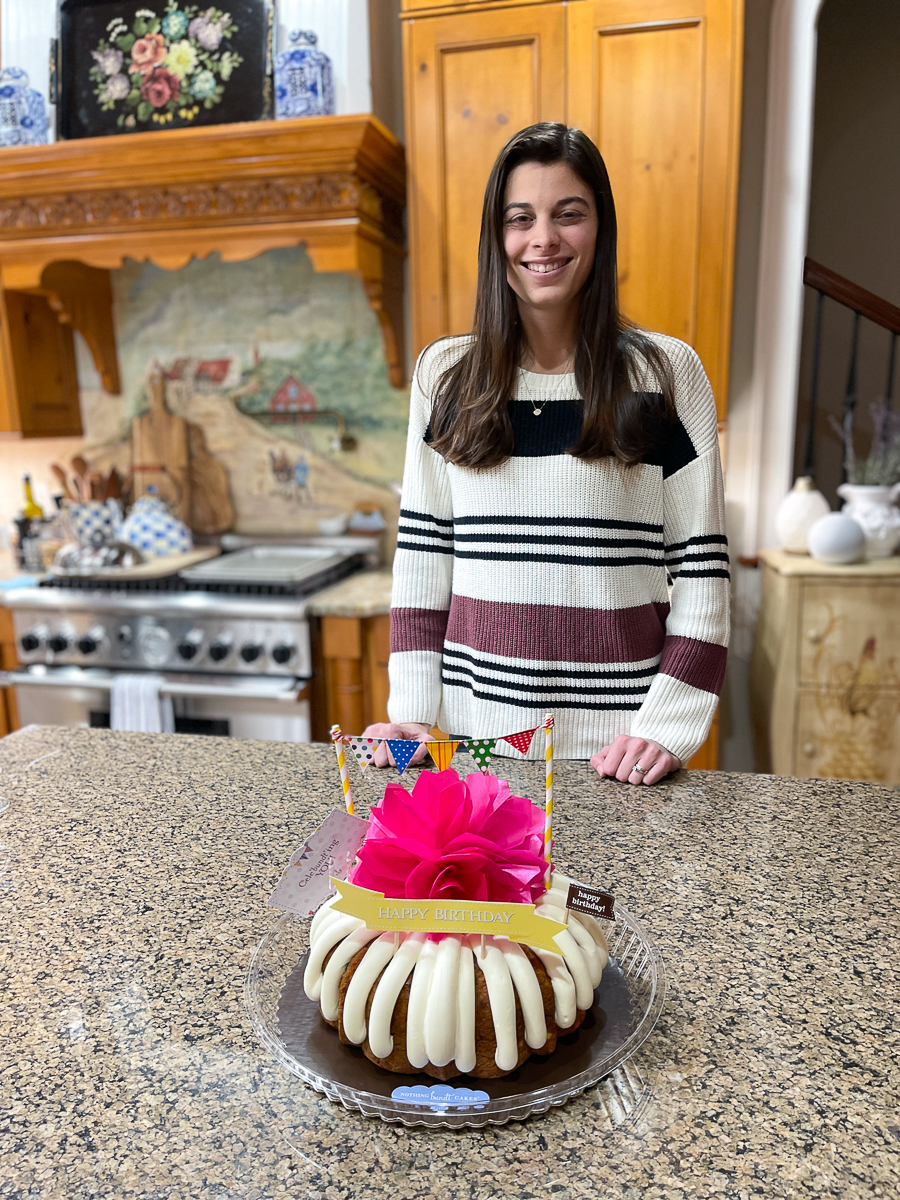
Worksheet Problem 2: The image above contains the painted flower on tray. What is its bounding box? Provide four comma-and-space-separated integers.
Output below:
189, 9, 228, 51
351, 769, 548, 905
219, 50, 238, 81
191, 69, 217, 100
103, 74, 131, 102
90, 2, 242, 130
161, 10, 189, 39
131, 33, 168, 76
164, 39, 198, 81
141, 66, 181, 109
91, 47, 123, 76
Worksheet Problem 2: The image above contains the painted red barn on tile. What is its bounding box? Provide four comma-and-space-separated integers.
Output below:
270, 375, 317, 421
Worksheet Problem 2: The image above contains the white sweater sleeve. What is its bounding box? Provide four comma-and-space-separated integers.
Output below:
387, 342, 461, 726
628, 340, 730, 763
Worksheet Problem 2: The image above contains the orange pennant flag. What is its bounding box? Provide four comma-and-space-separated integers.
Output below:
429, 741, 460, 771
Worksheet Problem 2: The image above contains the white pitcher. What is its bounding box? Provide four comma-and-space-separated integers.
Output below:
836, 483, 900, 558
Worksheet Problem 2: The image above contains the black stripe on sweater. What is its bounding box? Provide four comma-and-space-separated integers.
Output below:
453, 532, 665, 551
442, 645, 660, 681
665, 534, 729, 552
397, 524, 454, 542
400, 508, 454, 527
441, 671, 648, 711
454, 514, 664, 535
452, 549, 667, 568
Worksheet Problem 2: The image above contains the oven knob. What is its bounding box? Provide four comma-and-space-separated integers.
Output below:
20, 628, 44, 653
208, 638, 232, 662
240, 642, 262, 663
272, 643, 295, 664
49, 633, 71, 654
138, 625, 173, 668
177, 629, 204, 661
77, 626, 106, 655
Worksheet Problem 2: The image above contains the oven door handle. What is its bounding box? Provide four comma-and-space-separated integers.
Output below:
0, 671, 308, 702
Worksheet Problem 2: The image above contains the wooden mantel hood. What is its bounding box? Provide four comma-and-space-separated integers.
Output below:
0, 115, 406, 435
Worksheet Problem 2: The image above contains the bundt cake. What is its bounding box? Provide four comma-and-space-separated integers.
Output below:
302, 768, 609, 1079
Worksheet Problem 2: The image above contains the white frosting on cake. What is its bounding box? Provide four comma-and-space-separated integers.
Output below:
303, 872, 610, 1074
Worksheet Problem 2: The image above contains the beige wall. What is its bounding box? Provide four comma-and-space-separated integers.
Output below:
793, 0, 900, 502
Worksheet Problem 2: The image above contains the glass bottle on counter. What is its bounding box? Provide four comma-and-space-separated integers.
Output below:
21, 474, 44, 521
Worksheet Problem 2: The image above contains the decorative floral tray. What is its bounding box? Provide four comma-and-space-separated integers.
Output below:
245, 900, 666, 1129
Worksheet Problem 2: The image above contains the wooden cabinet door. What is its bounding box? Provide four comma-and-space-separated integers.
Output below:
405, 4, 567, 352
567, 0, 742, 415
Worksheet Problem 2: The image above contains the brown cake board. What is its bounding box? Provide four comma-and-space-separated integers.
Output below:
277, 951, 633, 1114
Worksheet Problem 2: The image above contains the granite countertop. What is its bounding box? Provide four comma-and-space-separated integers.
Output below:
306, 566, 393, 617
0, 726, 897, 1199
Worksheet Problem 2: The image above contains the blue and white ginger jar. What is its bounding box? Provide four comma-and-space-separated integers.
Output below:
120, 490, 193, 559
0, 68, 48, 147
275, 31, 335, 119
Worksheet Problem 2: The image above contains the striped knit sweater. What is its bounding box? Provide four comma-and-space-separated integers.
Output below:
388, 333, 730, 762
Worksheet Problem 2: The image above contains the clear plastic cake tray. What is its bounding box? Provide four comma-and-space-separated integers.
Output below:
244, 899, 666, 1129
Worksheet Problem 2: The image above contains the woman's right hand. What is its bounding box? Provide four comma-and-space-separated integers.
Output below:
362, 722, 433, 767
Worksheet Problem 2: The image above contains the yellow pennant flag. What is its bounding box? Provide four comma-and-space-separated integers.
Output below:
428, 740, 460, 771
330, 878, 568, 954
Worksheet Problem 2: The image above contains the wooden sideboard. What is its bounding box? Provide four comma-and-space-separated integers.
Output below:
750, 549, 900, 785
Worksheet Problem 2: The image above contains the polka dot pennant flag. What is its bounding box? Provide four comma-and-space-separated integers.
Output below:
466, 738, 496, 773
500, 726, 539, 756
345, 737, 379, 771
428, 741, 460, 771
387, 738, 419, 775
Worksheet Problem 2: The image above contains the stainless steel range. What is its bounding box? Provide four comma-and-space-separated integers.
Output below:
3, 540, 373, 742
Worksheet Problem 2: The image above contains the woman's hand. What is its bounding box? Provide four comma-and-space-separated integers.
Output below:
362, 722, 433, 768
591, 736, 681, 786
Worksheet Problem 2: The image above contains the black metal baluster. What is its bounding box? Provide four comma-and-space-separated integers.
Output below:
885, 331, 897, 410
803, 289, 826, 477
841, 310, 861, 481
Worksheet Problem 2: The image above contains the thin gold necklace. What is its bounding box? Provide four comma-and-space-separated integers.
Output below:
519, 361, 573, 416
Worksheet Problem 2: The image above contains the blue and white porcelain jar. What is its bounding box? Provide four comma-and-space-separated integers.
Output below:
120, 489, 193, 559
275, 31, 335, 119
0, 68, 48, 147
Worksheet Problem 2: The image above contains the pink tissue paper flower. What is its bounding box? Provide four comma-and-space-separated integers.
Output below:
350, 769, 548, 905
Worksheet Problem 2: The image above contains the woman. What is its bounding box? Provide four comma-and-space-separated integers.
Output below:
366, 123, 729, 785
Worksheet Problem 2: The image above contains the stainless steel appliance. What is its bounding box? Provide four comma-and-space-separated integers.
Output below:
2, 539, 373, 742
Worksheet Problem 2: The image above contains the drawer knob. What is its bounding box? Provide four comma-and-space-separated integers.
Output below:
802, 742, 817, 757
807, 629, 822, 643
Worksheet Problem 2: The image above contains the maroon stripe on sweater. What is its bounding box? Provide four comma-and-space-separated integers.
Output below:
441, 595, 670, 664
659, 635, 727, 695
391, 607, 450, 653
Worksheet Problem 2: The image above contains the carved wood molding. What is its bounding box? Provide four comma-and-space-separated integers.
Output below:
0, 174, 384, 238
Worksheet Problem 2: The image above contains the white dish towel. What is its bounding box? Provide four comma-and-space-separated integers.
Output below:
110, 674, 175, 734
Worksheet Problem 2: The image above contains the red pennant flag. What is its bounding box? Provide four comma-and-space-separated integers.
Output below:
501, 726, 539, 755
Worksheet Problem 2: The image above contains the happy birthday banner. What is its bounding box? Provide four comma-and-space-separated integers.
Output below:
338, 723, 549, 778
330, 716, 556, 882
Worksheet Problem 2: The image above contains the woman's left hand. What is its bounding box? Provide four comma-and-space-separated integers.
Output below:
591, 736, 681, 785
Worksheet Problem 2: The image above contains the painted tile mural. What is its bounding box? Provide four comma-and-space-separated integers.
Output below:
97, 245, 407, 536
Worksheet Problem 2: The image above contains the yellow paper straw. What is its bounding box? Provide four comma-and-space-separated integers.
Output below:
330, 723, 354, 815
544, 713, 554, 887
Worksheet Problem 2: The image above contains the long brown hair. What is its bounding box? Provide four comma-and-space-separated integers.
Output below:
427, 123, 676, 468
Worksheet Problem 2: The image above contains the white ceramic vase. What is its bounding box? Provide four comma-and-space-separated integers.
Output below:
807, 512, 865, 564
774, 476, 831, 553
836, 483, 900, 559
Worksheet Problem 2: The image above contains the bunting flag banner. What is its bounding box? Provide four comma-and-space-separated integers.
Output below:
500, 726, 539, 756
428, 740, 460, 771
344, 737, 380, 771
387, 738, 419, 775
466, 738, 497, 773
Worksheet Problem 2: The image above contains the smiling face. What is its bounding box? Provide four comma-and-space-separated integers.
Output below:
502, 159, 599, 323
